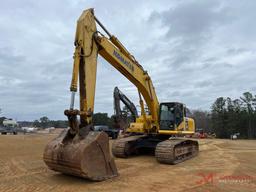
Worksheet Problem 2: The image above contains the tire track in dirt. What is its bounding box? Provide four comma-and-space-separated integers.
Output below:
0, 135, 255, 192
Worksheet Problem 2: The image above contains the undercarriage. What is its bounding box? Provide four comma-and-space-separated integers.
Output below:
112, 135, 199, 164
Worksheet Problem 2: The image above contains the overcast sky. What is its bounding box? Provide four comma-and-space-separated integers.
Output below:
0, 0, 256, 120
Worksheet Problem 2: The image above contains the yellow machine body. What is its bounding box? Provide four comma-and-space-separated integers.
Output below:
44, 8, 198, 181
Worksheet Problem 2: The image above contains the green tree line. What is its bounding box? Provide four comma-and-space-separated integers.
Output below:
29, 113, 115, 129
192, 92, 256, 139
1, 92, 256, 139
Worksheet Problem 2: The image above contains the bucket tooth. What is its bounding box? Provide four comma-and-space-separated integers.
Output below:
43, 128, 118, 181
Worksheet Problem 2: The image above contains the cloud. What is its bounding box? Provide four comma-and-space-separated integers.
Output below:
0, 0, 256, 120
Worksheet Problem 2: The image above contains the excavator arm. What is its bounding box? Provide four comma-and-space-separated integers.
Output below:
67, 9, 159, 133
113, 86, 138, 130
113, 86, 138, 121
65, 9, 98, 130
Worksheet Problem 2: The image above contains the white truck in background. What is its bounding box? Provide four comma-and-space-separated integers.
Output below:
0, 119, 18, 135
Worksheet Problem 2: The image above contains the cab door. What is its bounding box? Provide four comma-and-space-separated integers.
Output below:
159, 103, 184, 131
159, 103, 175, 130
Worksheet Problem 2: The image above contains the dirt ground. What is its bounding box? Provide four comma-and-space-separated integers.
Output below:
0, 132, 255, 192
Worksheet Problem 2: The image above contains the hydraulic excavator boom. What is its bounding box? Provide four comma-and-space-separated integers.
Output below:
44, 8, 199, 181
69, 9, 159, 129
113, 86, 138, 130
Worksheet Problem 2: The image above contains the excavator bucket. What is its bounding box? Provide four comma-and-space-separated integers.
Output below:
43, 127, 118, 181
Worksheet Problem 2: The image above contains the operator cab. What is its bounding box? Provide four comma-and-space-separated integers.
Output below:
159, 102, 185, 130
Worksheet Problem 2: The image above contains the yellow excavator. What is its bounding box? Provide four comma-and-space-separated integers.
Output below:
43, 8, 198, 181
